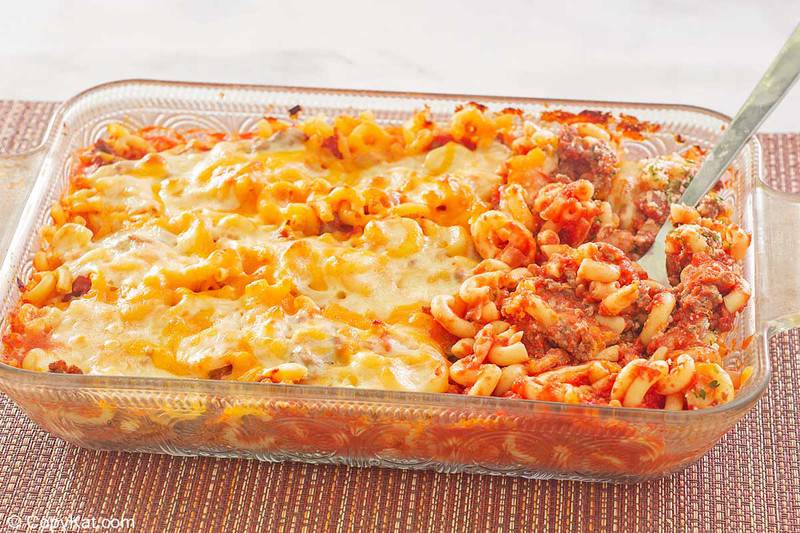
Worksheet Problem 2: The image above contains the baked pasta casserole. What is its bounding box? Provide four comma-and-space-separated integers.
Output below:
2, 104, 753, 410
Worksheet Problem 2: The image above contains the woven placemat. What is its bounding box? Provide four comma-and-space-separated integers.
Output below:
0, 100, 798, 533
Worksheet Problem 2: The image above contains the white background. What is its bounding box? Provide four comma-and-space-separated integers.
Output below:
1, 1, 799, 130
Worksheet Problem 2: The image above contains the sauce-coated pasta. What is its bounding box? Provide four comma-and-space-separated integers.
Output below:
2, 104, 752, 409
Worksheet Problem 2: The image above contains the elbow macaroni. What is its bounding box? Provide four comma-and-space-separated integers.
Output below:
3, 104, 752, 410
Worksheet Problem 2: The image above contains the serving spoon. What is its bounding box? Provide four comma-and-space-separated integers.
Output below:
638, 24, 800, 285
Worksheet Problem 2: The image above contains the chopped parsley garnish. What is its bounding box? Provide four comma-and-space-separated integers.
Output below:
695, 389, 707, 399
709, 380, 720, 389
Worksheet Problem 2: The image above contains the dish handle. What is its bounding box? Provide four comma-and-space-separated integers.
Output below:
754, 180, 800, 335
0, 147, 47, 260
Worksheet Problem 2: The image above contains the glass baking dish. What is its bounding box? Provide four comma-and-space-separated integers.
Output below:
0, 79, 796, 482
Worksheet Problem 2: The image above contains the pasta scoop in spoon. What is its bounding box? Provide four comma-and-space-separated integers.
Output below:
638, 24, 800, 285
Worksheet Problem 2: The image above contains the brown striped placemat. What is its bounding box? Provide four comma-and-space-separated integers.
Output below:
0, 100, 798, 533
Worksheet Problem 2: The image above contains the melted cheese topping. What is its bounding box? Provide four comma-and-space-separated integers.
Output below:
12, 132, 510, 392
7, 108, 751, 411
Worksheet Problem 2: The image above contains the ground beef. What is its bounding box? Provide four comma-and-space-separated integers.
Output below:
545, 314, 608, 361
48, 360, 83, 374
649, 315, 710, 352
616, 342, 645, 365
636, 190, 669, 223
696, 196, 726, 219
503, 275, 611, 361
680, 283, 723, 319
631, 219, 661, 257
674, 256, 739, 332
556, 127, 618, 199
520, 324, 550, 356
595, 227, 635, 254
208, 363, 234, 380
665, 226, 726, 284
62, 274, 92, 302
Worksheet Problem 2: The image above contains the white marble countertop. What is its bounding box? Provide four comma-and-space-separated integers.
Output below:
1, 1, 799, 130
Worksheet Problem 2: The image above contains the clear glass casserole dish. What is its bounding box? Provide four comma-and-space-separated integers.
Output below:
0, 79, 796, 482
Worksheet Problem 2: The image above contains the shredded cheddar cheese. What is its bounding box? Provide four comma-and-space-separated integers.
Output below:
2, 105, 752, 409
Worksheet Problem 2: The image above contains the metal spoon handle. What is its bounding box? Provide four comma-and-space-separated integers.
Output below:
680, 24, 800, 206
